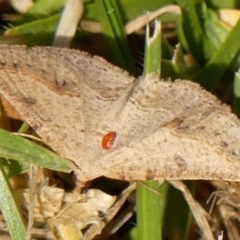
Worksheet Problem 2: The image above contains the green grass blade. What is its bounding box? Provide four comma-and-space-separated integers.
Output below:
96, 0, 136, 74
1, 158, 29, 178
196, 18, 240, 90
172, 44, 187, 74
144, 20, 161, 75
204, 9, 230, 49
137, 20, 164, 240
137, 181, 168, 240
0, 163, 26, 240
161, 59, 180, 79
18, 122, 30, 133
5, 14, 61, 46
0, 128, 74, 172
177, 0, 216, 65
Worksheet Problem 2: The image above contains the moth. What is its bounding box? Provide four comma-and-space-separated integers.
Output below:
0, 45, 240, 185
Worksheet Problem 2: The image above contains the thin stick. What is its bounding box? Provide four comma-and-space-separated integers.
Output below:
53, 0, 84, 47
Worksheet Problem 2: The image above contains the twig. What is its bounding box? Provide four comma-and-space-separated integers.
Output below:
53, 0, 84, 47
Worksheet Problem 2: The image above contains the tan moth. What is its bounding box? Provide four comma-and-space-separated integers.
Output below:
0, 45, 240, 185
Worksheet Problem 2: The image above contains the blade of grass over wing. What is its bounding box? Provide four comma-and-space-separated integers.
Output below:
0, 128, 74, 172
196, 18, 240, 90
96, 0, 136, 75
138, 20, 194, 240
0, 162, 26, 240
136, 19, 165, 240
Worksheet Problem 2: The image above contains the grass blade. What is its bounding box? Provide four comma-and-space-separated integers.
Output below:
0, 128, 74, 172
137, 20, 165, 240
0, 163, 26, 240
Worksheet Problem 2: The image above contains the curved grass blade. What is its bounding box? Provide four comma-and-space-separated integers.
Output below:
0, 128, 74, 173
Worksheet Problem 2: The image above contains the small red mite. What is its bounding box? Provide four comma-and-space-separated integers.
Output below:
102, 132, 117, 150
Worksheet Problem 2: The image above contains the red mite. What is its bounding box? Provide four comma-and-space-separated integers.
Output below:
102, 132, 117, 150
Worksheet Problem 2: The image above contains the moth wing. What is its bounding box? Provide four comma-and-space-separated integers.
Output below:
100, 78, 240, 181
0, 45, 135, 166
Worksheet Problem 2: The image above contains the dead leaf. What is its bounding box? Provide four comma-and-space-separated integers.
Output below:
16, 182, 117, 239
0, 45, 240, 183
